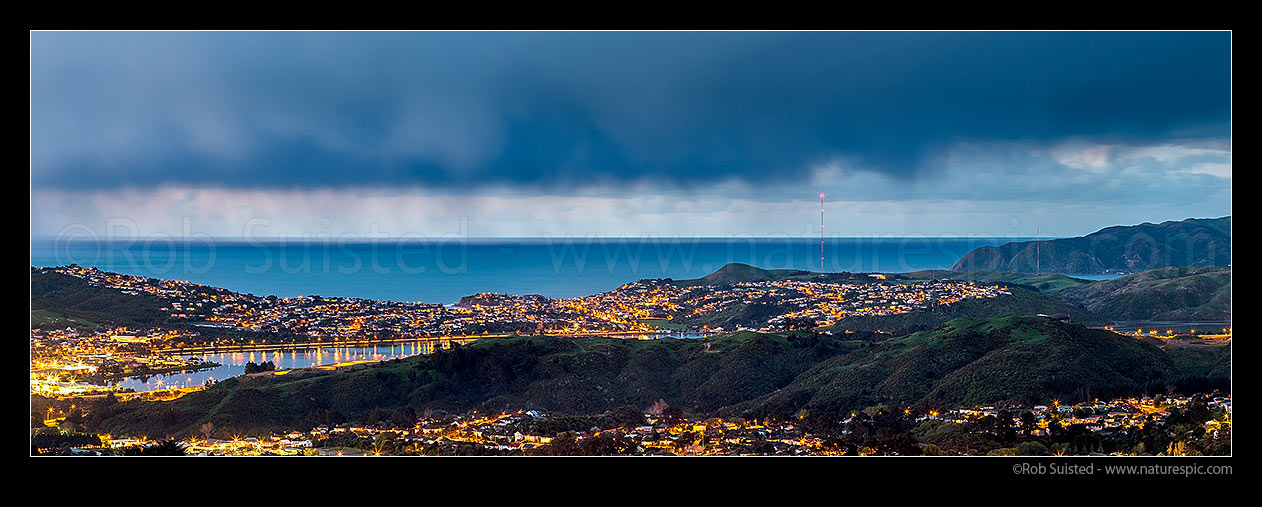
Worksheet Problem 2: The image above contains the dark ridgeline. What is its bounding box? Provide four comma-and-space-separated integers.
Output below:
951, 217, 1230, 275
83, 315, 1229, 440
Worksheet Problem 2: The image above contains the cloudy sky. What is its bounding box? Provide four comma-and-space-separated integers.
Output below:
30, 31, 1231, 239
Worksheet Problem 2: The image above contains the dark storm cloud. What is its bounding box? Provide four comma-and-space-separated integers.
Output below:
30, 31, 1231, 191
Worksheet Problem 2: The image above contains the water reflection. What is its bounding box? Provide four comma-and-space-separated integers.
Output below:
108, 343, 435, 392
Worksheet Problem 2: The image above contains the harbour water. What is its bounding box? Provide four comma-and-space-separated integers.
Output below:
109, 343, 428, 392
1069, 274, 1128, 281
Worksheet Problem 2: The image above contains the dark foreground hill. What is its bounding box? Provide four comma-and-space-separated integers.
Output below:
85, 316, 1224, 439
1056, 266, 1231, 321
951, 217, 1230, 274
732, 316, 1198, 417
86, 331, 851, 438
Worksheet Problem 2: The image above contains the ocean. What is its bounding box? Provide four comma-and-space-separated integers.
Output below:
32, 237, 1043, 304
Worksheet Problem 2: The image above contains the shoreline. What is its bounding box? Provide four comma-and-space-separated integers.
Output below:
83, 361, 222, 384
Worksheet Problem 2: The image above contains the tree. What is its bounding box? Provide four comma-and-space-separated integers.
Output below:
1186, 394, 1211, 423
390, 406, 418, 428
1019, 410, 1036, 437
544, 432, 580, 456
661, 406, 684, 426
996, 409, 1015, 443
1015, 441, 1050, 456
122, 440, 187, 456
65, 406, 85, 425
244, 361, 276, 374
578, 433, 636, 456
150, 440, 188, 456
606, 405, 645, 428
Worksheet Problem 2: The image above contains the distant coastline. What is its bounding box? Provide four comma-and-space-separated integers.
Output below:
33, 237, 1046, 304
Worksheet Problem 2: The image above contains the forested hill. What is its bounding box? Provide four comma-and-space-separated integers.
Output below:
950, 217, 1230, 275
85, 316, 1225, 439
732, 316, 1197, 417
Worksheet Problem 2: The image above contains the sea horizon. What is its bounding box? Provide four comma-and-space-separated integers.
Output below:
33, 236, 1058, 304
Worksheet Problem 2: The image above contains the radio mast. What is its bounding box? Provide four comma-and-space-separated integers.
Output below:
1036, 226, 1041, 275
819, 191, 827, 272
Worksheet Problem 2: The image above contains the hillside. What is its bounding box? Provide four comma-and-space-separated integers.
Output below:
84, 316, 1220, 439
669, 263, 818, 287
951, 217, 1230, 274
734, 316, 1184, 417
1163, 342, 1231, 389
1056, 266, 1231, 321
30, 268, 171, 328
85, 331, 859, 438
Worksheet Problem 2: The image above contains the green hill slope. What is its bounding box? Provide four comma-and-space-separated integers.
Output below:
1164, 343, 1231, 387
735, 316, 1183, 416
30, 269, 171, 328
1056, 266, 1231, 321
